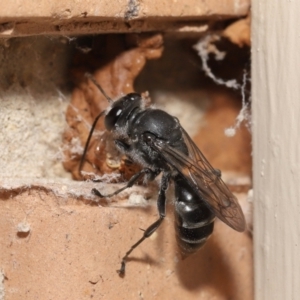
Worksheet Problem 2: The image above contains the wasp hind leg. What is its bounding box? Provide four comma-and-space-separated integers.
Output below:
117, 172, 171, 276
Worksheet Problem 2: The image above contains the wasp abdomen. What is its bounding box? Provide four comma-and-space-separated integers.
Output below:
175, 214, 214, 257
174, 174, 215, 257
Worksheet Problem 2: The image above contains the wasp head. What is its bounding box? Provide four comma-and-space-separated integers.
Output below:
105, 93, 143, 131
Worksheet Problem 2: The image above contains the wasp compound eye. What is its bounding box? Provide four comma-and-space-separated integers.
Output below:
105, 106, 123, 131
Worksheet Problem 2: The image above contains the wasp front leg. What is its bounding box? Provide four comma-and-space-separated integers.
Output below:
92, 168, 159, 198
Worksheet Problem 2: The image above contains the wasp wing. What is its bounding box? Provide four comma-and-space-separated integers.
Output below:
151, 127, 246, 232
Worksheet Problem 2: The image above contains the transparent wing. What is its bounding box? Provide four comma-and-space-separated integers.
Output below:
151, 127, 246, 232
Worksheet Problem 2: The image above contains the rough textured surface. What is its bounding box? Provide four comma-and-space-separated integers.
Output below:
0, 37, 72, 179
0, 0, 250, 36
0, 0, 250, 18
0, 32, 252, 299
0, 190, 252, 300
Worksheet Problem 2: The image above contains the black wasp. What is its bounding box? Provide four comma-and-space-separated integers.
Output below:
80, 73, 246, 276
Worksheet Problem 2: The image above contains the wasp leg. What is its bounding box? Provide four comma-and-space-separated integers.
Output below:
92, 168, 159, 198
117, 172, 171, 276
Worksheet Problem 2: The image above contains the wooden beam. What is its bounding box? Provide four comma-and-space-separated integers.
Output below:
252, 1, 300, 299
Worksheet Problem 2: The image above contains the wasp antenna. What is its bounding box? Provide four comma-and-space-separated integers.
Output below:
79, 110, 106, 174
85, 72, 113, 104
